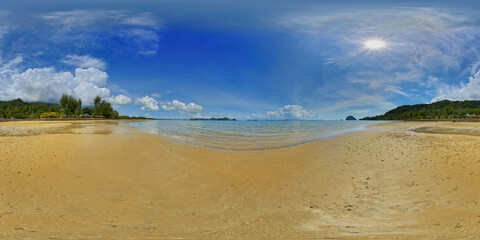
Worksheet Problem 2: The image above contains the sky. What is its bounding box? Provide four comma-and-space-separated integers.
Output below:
2, 0, 480, 120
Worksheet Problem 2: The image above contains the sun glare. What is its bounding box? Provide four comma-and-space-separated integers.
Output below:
364, 39, 386, 50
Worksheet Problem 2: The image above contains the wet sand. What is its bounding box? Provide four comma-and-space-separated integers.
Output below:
1, 120, 480, 239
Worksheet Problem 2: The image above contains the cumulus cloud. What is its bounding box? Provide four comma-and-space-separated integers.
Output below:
72, 80, 111, 105
0, 58, 131, 106
105, 94, 132, 106
135, 96, 159, 111
6, 67, 77, 103
432, 69, 480, 102
267, 105, 312, 120
62, 55, 106, 70
74, 67, 108, 87
160, 100, 204, 116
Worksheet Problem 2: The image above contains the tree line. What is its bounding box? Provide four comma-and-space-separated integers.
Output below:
362, 100, 480, 120
0, 95, 147, 120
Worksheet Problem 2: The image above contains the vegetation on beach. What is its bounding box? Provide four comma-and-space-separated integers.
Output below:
362, 100, 480, 120
0, 95, 148, 120
91, 96, 118, 119
60, 94, 82, 116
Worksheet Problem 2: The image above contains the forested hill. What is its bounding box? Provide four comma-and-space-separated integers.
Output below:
0, 98, 63, 119
361, 100, 480, 120
0, 97, 148, 120
0, 98, 60, 108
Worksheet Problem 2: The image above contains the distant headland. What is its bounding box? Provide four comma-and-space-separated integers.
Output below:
362, 100, 480, 121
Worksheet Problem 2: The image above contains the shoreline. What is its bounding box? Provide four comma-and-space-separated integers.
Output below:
120, 120, 384, 151
4, 119, 480, 150
0, 118, 154, 123
3, 119, 480, 149
1, 121, 480, 239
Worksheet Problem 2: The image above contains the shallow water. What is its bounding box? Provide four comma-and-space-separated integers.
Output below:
0, 124, 73, 136
414, 126, 480, 137
0, 121, 131, 136
121, 120, 388, 150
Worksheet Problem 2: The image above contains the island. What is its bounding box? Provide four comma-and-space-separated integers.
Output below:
345, 115, 357, 120
190, 117, 236, 121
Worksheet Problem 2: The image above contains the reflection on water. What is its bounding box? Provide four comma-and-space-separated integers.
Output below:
0, 121, 128, 136
0, 124, 73, 136
122, 120, 386, 150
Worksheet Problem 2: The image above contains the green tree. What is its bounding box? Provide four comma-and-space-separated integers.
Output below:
59, 94, 82, 116
82, 107, 92, 115
60, 94, 68, 109
94, 96, 102, 106
92, 96, 117, 119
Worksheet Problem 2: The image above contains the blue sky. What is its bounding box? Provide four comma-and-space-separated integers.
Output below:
2, 0, 480, 119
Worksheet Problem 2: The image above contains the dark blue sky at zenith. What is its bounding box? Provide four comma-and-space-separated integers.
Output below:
1, 0, 480, 119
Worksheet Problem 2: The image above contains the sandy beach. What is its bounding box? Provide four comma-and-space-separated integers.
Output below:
1, 120, 480, 239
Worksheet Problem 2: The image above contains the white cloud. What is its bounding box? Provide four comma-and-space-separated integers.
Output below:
62, 55, 106, 70
74, 67, 108, 87
282, 8, 474, 72
432, 69, 480, 102
329, 93, 396, 111
0, 58, 132, 106
384, 87, 410, 97
1, 55, 23, 70
280, 9, 471, 72
121, 13, 162, 28
135, 96, 159, 111
348, 70, 422, 95
302, 93, 397, 120
42, 10, 111, 30
42, 10, 161, 30
151, 93, 161, 98
267, 105, 312, 120
7, 67, 77, 103
106, 94, 132, 106
0, 11, 14, 41
0, 26, 8, 40
119, 29, 160, 55
42, 10, 162, 55
160, 100, 204, 116
278, 8, 480, 115
72, 80, 110, 105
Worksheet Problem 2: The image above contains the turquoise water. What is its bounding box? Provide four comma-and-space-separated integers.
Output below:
121, 120, 386, 150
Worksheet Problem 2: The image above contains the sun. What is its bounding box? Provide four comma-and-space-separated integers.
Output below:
364, 39, 386, 50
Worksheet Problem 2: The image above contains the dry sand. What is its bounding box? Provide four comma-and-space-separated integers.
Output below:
1, 120, 480, 239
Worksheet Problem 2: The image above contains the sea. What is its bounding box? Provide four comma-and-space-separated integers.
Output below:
120, 120, 387, 150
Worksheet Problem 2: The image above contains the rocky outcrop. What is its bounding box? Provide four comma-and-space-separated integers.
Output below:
346, 115, 357, 120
